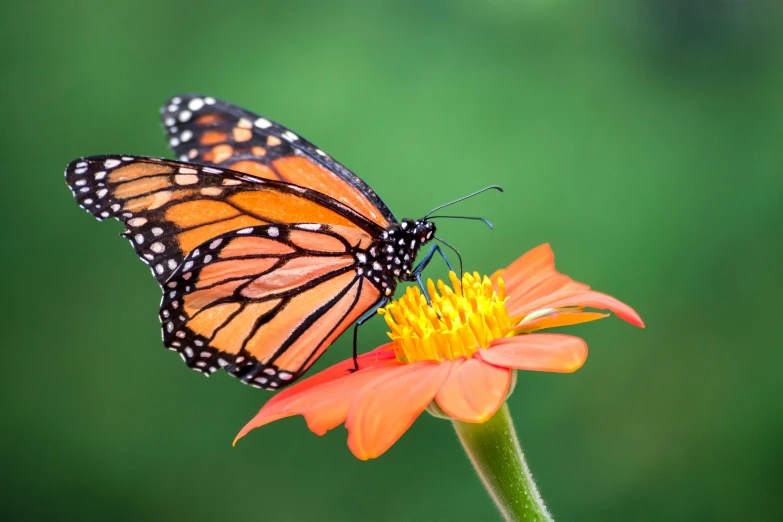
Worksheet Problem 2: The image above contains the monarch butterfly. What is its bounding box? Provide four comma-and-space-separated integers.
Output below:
65, 95, 499, 389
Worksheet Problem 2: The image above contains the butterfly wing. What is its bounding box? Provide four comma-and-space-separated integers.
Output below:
160, 95, 396, 228
65, 155, 381, 286
160, 223, 382, 388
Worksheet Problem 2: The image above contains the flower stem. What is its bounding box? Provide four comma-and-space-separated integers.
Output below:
452, 403, 553, 521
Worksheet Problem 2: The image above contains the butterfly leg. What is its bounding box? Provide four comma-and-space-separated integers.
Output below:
412, 244, 455, 302
350, 297, 389, 372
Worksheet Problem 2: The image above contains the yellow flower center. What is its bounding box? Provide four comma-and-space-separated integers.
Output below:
379, 272, 512, 363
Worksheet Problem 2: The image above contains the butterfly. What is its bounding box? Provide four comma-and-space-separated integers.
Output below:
65, 95, 498, 390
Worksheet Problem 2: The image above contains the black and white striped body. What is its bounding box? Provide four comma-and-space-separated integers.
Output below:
359, 219, 436, 296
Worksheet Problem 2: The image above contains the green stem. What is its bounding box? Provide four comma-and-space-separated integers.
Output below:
452, 403, 553, 521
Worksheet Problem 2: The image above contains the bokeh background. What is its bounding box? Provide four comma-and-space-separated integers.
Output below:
2, 1, 782, 520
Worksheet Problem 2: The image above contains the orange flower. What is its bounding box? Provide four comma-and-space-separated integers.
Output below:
234, 244, 643, 460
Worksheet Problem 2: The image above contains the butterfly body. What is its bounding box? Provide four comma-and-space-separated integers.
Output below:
65, 96, 448, 390
361, 219, 436, 291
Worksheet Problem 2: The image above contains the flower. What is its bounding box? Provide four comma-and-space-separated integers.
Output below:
234, 244, 643, 460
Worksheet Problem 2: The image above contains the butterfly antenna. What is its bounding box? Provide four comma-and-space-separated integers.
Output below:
428, 215, 494, 230
424, 185, 503, 218
434, 236, 463, 282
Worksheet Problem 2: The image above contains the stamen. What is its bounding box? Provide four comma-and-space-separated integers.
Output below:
379, 271, 512, 363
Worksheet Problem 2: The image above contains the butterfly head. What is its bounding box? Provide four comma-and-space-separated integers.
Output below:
374, 219, 436, 282
408, 219, 436, 243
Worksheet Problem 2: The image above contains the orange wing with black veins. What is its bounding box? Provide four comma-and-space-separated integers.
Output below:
160, 94, 396, 229
65, 155, 381, 286
159, 223, 382, 388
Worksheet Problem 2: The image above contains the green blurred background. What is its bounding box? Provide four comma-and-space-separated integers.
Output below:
2, 0, 782, 520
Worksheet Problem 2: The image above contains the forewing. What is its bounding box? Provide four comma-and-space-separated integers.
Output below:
160, 223, 382, 388
65, 155, 378, 285
160, 94, 395, 228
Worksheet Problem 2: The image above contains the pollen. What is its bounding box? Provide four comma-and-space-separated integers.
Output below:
379, 272, 512, 363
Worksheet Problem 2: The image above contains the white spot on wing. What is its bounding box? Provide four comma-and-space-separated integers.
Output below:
175, 174, 198, 185
188, 98, 204, 111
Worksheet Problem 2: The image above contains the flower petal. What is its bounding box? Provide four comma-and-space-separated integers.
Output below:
513, 290, 644, 328
234, 347, 399, 443
510, 310, 609, 334
346, 360, 451, 460
499, 244, 644, 328
479, 334, 588, 373
268, 343, 397, 402
435, 357, 511, 423
500, 244, 588, 303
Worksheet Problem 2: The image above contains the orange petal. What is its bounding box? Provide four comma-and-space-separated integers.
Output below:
434, 357, 511, 423
548, 291, 644, 327
234, 347, 399, 443
346, 360, 451, 460
479, 334, 588, 373
510, 310, 609, 334
500, 244, 588, 303
265, 343, 396, 409
500, 244, 644, 328
510, 290, 644, 328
